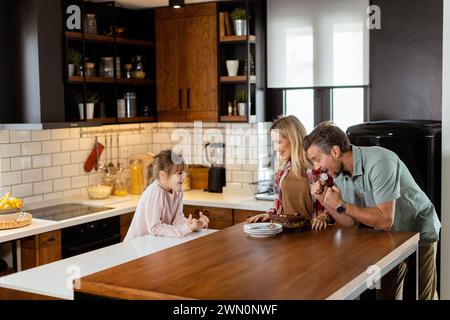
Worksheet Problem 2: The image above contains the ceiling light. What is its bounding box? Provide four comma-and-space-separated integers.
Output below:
169, 0, 185, 9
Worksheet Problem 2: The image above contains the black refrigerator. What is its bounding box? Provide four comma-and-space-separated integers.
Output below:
347, 120, 442, 298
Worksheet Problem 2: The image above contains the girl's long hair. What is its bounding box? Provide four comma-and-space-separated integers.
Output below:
270, 115, 309, 177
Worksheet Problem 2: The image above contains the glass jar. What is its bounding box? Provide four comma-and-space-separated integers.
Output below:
132, 55, 146, 79
84, 14, 98, 35
99, 57, 114, 78
124, 92, 137, 118
129, 159, 143, 194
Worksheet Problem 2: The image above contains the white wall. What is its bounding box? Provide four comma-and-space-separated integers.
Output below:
441, 0, 450, 299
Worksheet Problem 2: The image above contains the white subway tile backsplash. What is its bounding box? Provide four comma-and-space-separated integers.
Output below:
0, 131, 9, 144
232, 171, 253, 183
0, 186, 12, 196
62, 164, 80, 177
70, 128, 81, 139
42, 140, 61, 154
53, 153, 71, 166
72, 175, 88, 189
44, 192, 63, 201
1, 171, 22, 186
88, 173, 102, 185
79, 138, 93, 150
43, 166, 62, 180
63, 189, 81, 198
134, 145, 149, 155
71, 150, 88, 164
61, 139, 80, 152
31, 130, 51, 141
22, 169, 43, 183
127, 134, 141, 145
33, 181, 53, 195
0, 144, 21, 158
10, 130, 31, 143
21, 142, 42, 156
53, 178, 72, 192
32, 154, 52, 168
22, 195, 44, 204
11, 157, 32, 171
11, 183, 33, 197
52, 129, 71, 140
1, 158, 11, 173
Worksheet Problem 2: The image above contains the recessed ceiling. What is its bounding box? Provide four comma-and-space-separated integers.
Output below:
91, 0, 215, 9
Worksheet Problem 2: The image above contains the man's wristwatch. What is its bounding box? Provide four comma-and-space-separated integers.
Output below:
336, 202, 347, 214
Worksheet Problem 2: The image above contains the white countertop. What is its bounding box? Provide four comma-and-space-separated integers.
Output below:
0, 185, 271, 243
0, 229, 217, 300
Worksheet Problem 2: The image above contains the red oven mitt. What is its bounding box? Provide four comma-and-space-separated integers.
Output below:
84, 142, 104, 173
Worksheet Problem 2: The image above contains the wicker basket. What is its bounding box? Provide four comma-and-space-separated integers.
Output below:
0, 213, 32, 230
270, 213, 310, 231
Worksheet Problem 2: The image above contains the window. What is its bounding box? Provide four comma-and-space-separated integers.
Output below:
284, 86, 367, 133
285, 89, 315, 133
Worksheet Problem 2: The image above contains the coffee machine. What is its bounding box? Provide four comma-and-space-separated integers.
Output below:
205, 142, 226, 193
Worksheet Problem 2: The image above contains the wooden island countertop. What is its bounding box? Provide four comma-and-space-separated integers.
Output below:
74, 224, 419, 300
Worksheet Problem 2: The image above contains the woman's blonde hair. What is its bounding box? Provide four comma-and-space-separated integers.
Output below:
270, 115, 309, 177
152, 149, 185, 181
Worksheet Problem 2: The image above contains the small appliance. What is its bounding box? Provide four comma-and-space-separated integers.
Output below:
204, 142, 226, 193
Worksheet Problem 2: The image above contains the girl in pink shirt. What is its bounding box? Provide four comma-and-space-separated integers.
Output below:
124, 150, 208, 241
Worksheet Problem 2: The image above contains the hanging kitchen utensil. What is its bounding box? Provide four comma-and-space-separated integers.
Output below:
84, 137, 104, 173
116, 134, 123, 174
107, 134, 116, 175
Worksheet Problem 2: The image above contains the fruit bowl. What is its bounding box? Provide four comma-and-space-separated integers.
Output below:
0, 209, 23, 222
86, 184, 113, 200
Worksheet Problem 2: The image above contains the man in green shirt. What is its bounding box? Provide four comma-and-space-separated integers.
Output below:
303, 121, 441, 300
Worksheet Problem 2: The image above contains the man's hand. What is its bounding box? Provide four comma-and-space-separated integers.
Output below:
323, 186, 343, 210
310, 180, 328, 204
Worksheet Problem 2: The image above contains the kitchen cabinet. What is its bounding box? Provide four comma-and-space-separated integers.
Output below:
184, 205, 232, 230
20, 230, 62, 271
184, 205, 265, 230
233, 209, 264, 224
155, 3, 218, 122
120, 212, 135, 241
63, 1, 156, 125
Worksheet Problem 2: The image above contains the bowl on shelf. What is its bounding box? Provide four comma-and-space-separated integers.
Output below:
86, 184, 113, 200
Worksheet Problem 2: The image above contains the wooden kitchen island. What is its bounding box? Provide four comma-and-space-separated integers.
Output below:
74, 224, 419, 300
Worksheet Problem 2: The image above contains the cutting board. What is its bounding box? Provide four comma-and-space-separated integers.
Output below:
188, 166, 209, 190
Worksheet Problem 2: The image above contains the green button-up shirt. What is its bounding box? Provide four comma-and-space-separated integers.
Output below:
334, 145, 441, 246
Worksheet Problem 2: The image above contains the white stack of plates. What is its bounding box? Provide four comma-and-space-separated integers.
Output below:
243, 223, 283, 237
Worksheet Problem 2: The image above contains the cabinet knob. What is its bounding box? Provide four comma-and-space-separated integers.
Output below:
179, 89, 183, 110
186, 88, 190, 110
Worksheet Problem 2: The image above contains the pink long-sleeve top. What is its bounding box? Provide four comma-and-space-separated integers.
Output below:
124, 180, 192, 241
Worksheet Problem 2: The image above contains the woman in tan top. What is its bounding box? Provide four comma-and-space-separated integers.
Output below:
247, 116, 329, 230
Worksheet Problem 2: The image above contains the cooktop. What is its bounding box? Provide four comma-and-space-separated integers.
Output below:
27, 204, 113, 221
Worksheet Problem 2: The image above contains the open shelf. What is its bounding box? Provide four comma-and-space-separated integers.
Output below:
65, 32, 153, 47
68, 76, 115, 84
117, 78, 155, 85
220, 35, 256, 44
220, 115, 248, 122
220, 75, 256, 83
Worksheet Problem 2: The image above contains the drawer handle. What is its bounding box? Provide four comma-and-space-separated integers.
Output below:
45, 236, 56, 243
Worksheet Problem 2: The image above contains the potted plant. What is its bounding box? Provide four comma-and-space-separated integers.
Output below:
230, 8, 248, 36
235, 90, 248, 116
67, 48, 82, 76
74, 92, 99, 120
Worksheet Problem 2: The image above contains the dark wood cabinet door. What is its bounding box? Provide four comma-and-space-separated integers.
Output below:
184, 13, 218, 122
156, 16, 186, 122
202, 206, 232, 230
21, 230, 62, 270
233, 209, 265, 224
